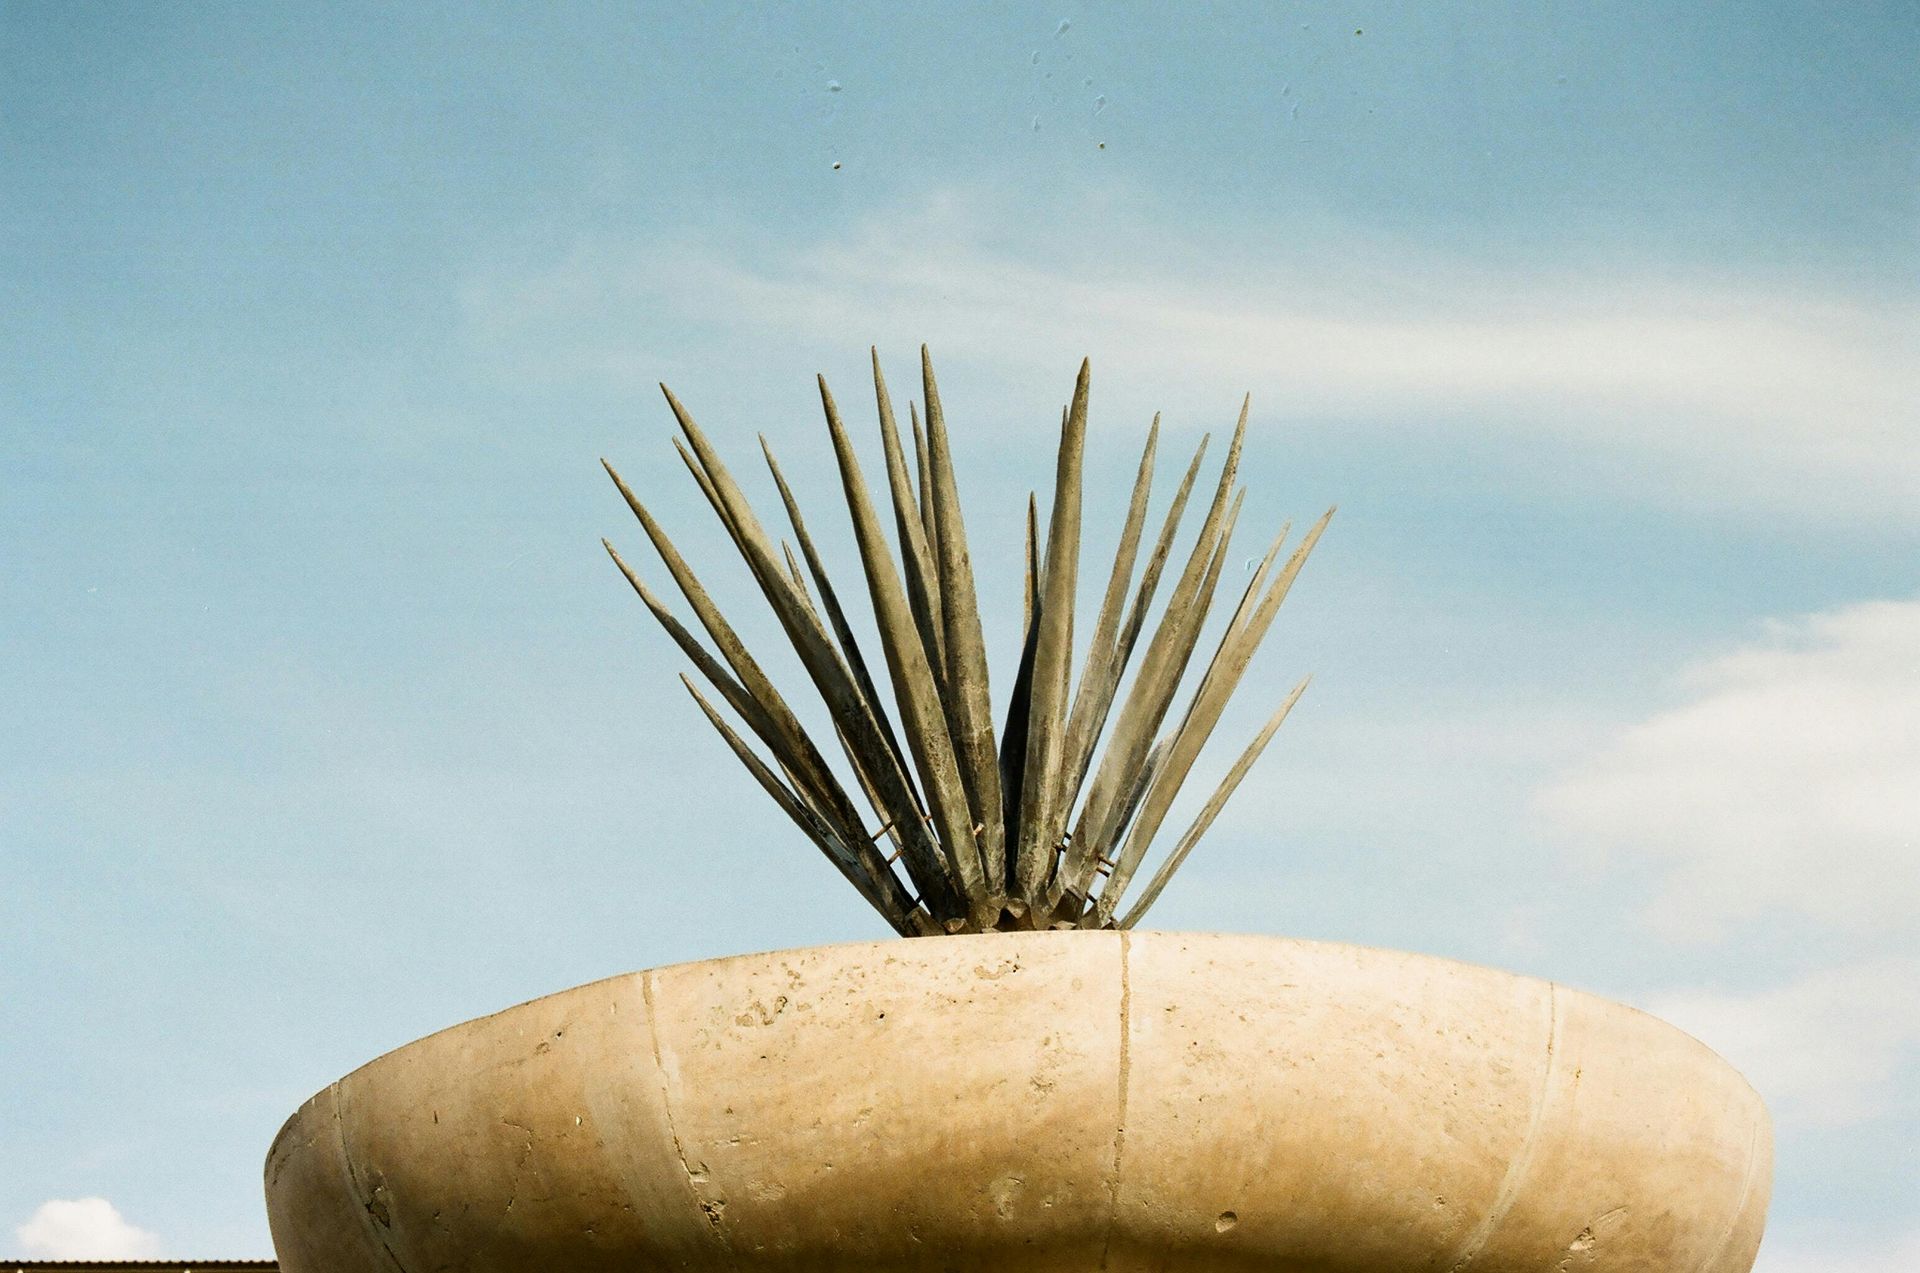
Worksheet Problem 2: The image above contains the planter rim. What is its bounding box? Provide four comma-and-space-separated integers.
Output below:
267, 929, 1772, 1273
305, 929, 1751, 1101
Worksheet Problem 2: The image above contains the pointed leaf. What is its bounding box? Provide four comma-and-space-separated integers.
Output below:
819, 375, 994, 926
760, 438, 917, 807
681, 675, 932, 937
874, 352, 948, 692
602, 463, 868, 849
921, 346, 1008, 900
1056, 430, 1211, 882
1059, 416, 1159, 818
1012, 359, 1092, 910
1060, 402, 1248, 905
998, 492, 1042, 882
910, 402, 940, 584
620, 422, 960, 916
1094, 506, 1331, 924
1116, 678, 1309, 930
605, 537, 927, 927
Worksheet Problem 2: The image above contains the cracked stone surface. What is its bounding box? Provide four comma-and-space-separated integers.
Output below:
264, 931, 1770, 1272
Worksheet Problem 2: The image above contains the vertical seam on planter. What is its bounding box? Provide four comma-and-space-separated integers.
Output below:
331, 1080, 413, 1273
642, 968, 737, 1267
1441, 980, 1561, 1273
1692, 1117, 1765, 1273
1098, 930, 1133, 1271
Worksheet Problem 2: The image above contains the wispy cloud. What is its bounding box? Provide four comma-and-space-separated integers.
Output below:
462, 193, 1919, 521
15, 1198, 162, 1259
1642, 959, 1920, 1129
1537, 596, 1920, 940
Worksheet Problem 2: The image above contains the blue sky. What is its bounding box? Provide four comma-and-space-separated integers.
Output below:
3, 2, 1915, 1264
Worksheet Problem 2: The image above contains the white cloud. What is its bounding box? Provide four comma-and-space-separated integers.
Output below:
1755, 1229, 1920, 1273
15, 1197, 163, 1259
1642, 959, 1920, 1129
461, 192, 1920, 520
1536, 597, 1920, 939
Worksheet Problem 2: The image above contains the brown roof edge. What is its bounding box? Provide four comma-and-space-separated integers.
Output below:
4, 1263, 277, 1270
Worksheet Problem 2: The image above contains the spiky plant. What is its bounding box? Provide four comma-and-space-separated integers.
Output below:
602, 349, 1331, 936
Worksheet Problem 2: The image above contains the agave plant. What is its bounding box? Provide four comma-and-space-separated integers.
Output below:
602, 349, 1330, 936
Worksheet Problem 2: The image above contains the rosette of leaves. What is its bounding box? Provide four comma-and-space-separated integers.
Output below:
603, 349, 1330, 936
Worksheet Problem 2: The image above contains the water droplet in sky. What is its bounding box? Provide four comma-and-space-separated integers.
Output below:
831, 161, 842, 170
1030, 50, 1040, 64
1031, 115, 1042, 132
826, 79, 842, 92
1094, 95, 1106, 114
1055, 19, 1071, 36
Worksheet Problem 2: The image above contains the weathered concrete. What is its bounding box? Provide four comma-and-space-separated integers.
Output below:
265, 932, 1770, 1271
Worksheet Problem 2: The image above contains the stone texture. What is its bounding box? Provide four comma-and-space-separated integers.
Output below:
266, 932, 1770, 1272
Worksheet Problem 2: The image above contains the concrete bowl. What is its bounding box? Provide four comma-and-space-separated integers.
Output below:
265, 931, 1770, 1272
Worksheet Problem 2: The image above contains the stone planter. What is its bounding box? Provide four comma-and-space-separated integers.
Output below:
265, 931, 1769, 1272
